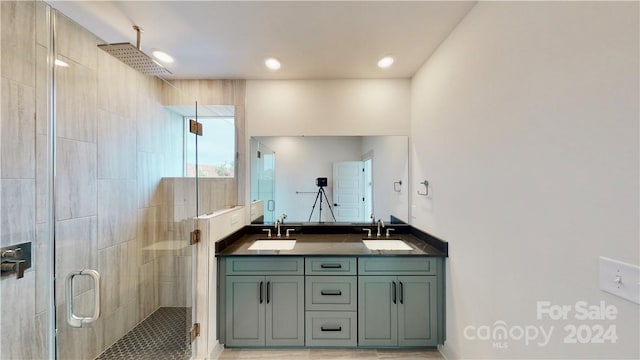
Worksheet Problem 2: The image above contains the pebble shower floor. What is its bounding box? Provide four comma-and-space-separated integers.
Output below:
96, 307, 190, 360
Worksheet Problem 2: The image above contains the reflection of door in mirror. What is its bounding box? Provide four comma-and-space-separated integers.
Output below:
332, 161, 366, 222
363, 157, 373, 221
251, 139, 276, 223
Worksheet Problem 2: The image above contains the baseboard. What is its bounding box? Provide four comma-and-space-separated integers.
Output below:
438, 344, 449, 360
207, 342, 225, 360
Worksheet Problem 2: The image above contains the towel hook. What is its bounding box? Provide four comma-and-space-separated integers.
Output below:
393, 180, 402, 192
417, 180, 429, 196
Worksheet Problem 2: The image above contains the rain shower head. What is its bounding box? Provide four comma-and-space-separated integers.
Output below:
98, 25, 171, 76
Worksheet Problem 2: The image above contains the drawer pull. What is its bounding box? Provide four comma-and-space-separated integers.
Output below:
320, 290, 342, 296
259, 281, 264, 304
392, 281, 397, 304
320, 264, 342, 269
320, 325, 342, 332
266, 281, 271, 304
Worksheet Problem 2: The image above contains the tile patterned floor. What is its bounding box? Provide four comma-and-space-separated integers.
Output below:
96, 307, 190, 360
218, 348, 443, 359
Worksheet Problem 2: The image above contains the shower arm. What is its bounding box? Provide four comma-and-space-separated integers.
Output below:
133, 25, 143, 50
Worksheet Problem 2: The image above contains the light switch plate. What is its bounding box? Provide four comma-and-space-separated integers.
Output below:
599, 257, 640, 304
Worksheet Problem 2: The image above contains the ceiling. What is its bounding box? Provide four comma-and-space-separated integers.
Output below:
47, 1, 476, 80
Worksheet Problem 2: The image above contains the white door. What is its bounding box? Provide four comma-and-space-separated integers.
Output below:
332, 161, 365, 222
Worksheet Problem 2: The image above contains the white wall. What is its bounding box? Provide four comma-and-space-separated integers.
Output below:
362, 136, 409, 222
410, 2, 639, 359
246, 79, 411, 136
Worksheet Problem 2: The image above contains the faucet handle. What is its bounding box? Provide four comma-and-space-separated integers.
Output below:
385, 228, 395, 238
262, 228, 272, 237
1, 260, 28, 279
362, 228, 372, 238
286, 229, 295, 238
1, 247, 22, 259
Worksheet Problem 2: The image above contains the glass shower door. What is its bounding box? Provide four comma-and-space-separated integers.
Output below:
51, 8, 195, 359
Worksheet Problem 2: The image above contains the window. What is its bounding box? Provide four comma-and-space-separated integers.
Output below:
184, 116, 236, 177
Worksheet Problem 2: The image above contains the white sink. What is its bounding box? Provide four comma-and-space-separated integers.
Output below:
363, 239, 413, 251
248, 240, 296, 251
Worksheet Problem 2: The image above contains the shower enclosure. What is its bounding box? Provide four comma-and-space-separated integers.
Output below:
0, 2, 206, 359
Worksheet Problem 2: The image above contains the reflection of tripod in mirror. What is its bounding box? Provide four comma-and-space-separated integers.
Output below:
308, 186, 337, 223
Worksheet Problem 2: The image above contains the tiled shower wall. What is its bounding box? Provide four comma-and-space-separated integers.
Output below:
0, 1, 49, 359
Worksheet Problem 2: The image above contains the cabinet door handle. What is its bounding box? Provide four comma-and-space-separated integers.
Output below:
399, 281, 404, 304
259, 281, 264, 304
392, 281, 397, 304
320, 290, 342, 296
266, 281, 271, 304
320, 325, 342, 332
320, 264, 342, 269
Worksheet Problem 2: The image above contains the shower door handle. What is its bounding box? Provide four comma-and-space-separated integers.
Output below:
267, 200, 275, 212
65, 269, 101, 328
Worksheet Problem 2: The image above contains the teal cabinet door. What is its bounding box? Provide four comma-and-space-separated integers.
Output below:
397, 276, 438, 346
266, 276, 305, 346
226, 275, 266, 347
358, 276, 398, 346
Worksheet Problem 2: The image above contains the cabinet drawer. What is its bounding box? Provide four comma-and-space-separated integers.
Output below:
226, 257, 304, 275
305, 311, 357, 347
306, 276, 357, 311
305, 257, 356, 275
358, 257, 436, 275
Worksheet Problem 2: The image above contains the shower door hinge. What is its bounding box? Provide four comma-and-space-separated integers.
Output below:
190, 229, 201, 245
190, 322, 200, 342
189, 119, 203, 136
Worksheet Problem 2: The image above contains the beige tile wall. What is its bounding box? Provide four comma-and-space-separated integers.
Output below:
0, 1, 47, 359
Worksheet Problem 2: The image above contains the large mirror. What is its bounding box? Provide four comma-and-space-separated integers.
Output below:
250, 136, 409, 224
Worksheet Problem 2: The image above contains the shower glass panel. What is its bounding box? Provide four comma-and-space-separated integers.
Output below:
250, 139, 276, 223
1, 3, 195, 358
50, 8, 193, 360
0, 1, 54, 359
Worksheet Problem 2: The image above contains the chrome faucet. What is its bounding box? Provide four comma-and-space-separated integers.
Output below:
376, 219, 385, 237
274, 219, 282, 237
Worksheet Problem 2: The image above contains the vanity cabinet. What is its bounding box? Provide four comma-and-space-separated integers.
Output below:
224, 258, 304, 347
219, 255, 443, 348
358, 258, 438, 347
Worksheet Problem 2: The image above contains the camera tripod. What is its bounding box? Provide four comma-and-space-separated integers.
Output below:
308, 186, 337, 223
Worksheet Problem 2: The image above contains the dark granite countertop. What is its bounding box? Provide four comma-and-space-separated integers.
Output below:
215, 224, 448, 257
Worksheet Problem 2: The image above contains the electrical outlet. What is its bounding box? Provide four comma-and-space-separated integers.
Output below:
599, 257, 640, 304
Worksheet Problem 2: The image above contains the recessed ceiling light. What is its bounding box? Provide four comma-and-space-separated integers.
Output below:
265, 57, 281, 70
152, 50, 174, 63
54, 58, 69, 67
377, 56, 394, 69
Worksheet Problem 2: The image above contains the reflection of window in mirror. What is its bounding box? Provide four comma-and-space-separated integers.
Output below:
184, 117, 236, 177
